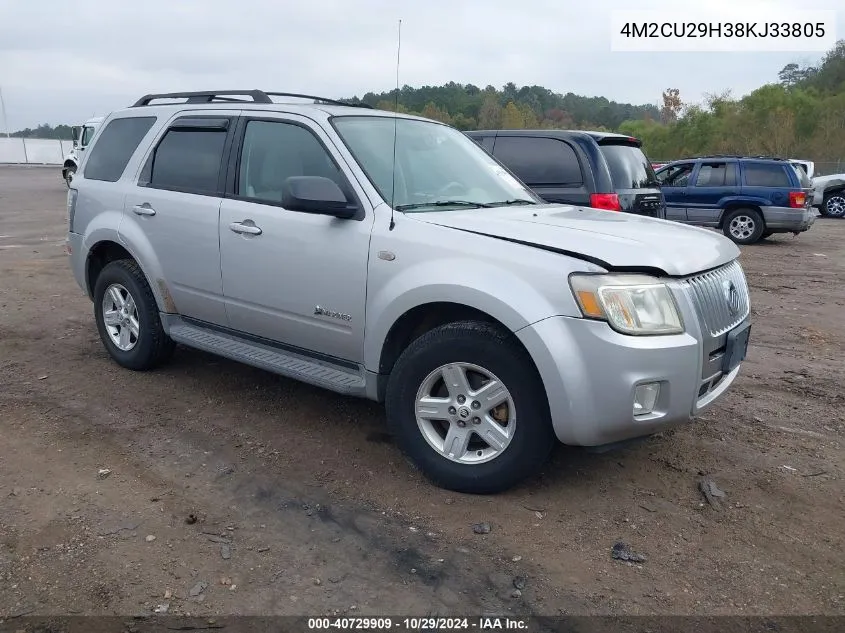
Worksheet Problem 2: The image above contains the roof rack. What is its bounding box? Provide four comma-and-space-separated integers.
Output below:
130, 90, 373, 109
689, 154, 789, 161
264, 92, 373, 109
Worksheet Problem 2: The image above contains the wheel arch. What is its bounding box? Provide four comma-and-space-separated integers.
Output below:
372, 300, 542, 403
85, 238, 172, 313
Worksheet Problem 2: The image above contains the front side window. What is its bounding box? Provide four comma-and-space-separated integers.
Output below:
332, 116, 538, 212
237, 120, 347, 204
83, 116, 156, 182
658, 163, 694, 187
81, 125, 97, 147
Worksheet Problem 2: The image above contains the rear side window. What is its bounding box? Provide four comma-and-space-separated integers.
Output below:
144, 128, 228, 194
493, 137, 582, 185
743, 162, 791, 187
598, 142, 656, 189
83, 117, 156, 182
694, 162, 737, 187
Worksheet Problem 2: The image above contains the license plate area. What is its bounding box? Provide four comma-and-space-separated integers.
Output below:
722, 321, 750, 372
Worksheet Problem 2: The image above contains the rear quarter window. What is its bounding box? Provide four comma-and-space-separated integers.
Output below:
492, 136, 583, 186
743, 162, 792, 188
83, 117, 157, 182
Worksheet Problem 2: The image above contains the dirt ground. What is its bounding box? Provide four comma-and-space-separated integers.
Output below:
0, 166, 843, 619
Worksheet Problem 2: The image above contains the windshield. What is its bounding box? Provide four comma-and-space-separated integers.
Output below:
332, 116, 538, 212
81, 126, 97, 147
599, 142, 658, 189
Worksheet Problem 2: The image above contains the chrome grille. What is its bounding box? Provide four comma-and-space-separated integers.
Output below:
683, 260, 750, 337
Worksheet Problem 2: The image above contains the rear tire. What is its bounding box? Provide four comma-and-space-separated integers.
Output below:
723, 208, 764, 245
93, 259, 175, 371
823, 191, 845, 218
385, 320, 555, 494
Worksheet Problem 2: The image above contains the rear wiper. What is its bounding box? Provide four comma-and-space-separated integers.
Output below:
395, 200, 494, 211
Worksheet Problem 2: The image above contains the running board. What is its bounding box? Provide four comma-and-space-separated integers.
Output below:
163, 316, 367, 396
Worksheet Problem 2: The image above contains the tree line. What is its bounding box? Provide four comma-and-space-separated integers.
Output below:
12, 39, 844, 164
620, 40, 845, 162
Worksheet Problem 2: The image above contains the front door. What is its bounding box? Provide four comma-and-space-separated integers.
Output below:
218, 114, 374, 363
685, 161, 738, 226
656, 162, 694, 222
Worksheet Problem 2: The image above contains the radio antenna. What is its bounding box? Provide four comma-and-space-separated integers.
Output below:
388, 19, 402, 231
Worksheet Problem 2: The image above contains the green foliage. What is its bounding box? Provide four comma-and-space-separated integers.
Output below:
625, 40, 845, 161
356, 82, 659, 131
10, 123, 74, 140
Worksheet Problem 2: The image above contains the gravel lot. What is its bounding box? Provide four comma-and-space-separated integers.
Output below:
1, 166, 843, 618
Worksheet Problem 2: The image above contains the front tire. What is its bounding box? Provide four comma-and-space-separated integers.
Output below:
723, 208, 764, 245
385, 320, 555, 494
823, 191, 845, 218
64, 165, 76, 188
93, 259, 175, 371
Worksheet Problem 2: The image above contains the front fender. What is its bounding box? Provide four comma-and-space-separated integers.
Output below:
363, 254, 580, 373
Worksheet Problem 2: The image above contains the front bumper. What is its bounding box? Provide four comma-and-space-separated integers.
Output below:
517, 260, 750, 447
762, 206, 816, 232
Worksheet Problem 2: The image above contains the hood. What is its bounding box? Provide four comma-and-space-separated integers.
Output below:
813, 174, 845, 187
408, 204, 740, 277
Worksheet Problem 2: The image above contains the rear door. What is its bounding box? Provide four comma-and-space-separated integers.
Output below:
685, 160, 738, 226
122, 111, 237, 326
490, 135, 590, 206
596, 138, 665, 218
655, 162, 695, 222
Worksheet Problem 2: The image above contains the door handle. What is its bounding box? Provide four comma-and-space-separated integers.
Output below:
132, 204, 156, 216
229, 221, 262, 236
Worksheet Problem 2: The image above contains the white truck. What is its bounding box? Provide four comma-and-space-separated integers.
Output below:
790, 159, 845, 218
62, 116, 103, 187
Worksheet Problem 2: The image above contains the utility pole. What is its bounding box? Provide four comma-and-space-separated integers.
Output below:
0, 87, 10, 137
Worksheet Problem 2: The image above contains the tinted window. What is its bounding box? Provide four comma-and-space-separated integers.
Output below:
493, 137, 582, 185
743, 162, 791, 187
147, 128, 227, 194
658, 163, 694, 187
599, 142, 656, 189
83, 117, 156, 182
238, 120, 347, 204
694, 162, 737, 187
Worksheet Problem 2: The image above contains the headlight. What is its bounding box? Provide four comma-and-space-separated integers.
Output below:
569, 273, 683, 335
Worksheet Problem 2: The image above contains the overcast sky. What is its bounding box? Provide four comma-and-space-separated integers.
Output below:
0, 0, 841, 130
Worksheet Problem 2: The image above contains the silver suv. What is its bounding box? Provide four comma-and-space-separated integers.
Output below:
66, 90, 751, 494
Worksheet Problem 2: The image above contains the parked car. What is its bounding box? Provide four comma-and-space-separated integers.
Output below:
62, 116, 104, 187
67, 89, 751, 494
465, 129, 666, 218
654, 156, 815, 244
810, 172, 845, 218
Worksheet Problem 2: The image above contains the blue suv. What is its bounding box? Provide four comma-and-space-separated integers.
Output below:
654, 156, 815, 245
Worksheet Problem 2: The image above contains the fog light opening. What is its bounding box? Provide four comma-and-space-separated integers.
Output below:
633, 382, 660, 416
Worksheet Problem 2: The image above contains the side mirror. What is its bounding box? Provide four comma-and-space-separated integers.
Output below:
282, 176, 357, 219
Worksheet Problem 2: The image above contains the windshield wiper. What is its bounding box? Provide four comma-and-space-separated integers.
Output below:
395, 200, 494, 211
487, 199, 536, 206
